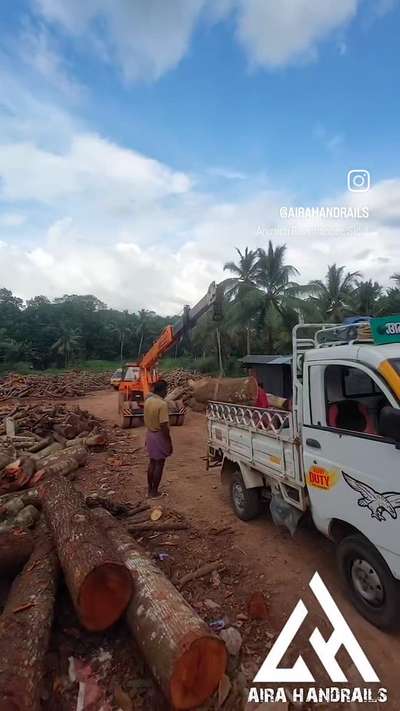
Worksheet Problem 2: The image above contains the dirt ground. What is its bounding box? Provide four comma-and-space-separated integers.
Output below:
28, 391, 400, 711
69, 392, 400, 710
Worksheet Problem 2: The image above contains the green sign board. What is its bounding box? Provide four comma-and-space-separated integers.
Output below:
371, 316, 400, 345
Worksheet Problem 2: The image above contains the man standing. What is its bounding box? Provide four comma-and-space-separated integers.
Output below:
144, 379, 173, 498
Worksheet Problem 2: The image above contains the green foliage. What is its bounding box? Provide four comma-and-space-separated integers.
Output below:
1, 243, 400, 377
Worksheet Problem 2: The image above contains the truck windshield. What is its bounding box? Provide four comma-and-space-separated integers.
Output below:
124, 367, 140, 381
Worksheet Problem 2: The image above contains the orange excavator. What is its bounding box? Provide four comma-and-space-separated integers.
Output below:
118, 282, 223, 428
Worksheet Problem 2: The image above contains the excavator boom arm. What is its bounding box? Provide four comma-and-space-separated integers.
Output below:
138, 281, 221, 371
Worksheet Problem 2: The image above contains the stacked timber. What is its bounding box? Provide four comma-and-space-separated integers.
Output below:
0, 402, 106, 494
0, 370, 111, 401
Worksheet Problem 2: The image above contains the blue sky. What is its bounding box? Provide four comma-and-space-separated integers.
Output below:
0, 0, 399, 312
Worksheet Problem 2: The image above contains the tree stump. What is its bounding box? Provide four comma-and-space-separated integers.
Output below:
39, 476, 133, 630
94, 509, 227, 710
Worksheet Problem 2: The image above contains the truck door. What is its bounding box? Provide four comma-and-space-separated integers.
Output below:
303, 360, 400, 577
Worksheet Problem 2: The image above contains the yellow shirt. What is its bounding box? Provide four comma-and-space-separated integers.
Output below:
144, 394, 169, 432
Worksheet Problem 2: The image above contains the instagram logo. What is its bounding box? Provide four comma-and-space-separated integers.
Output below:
347, 169, 370, 192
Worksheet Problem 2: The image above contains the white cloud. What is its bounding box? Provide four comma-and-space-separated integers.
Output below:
35, 0, 207, 81
34, 0, 380, 80
0, 133, 191, 205
235, 0, 359, 68
2, 177, 400, 313
19, 21, 83, 99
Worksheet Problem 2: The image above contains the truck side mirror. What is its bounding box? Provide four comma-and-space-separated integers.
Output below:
379, 406, 400, 443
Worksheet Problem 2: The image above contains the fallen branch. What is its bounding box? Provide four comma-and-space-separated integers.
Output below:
177, 561, 225, 589
128, 520, 189, 533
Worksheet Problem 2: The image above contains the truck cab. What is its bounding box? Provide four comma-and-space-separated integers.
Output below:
207, 319, 400, 629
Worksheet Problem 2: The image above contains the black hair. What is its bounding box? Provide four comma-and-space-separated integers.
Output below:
153, 379, 168, 396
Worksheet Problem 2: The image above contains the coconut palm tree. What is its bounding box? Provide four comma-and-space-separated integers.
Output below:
298, 264, 361, 322
223, 247, 259, 298
255, 241, 299, 352
51, 326, 81, 367
352, 279, 383, 316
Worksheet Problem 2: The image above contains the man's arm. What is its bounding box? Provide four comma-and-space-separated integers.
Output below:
159, 403, 173, 452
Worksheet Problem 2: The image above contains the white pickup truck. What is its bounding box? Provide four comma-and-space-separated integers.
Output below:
207, 320, 400, 629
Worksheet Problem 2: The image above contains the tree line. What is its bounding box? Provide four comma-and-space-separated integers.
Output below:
1, 241, 400, 372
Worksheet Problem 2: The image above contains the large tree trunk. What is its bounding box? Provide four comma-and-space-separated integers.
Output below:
191, 376, 257, 405
0, 529, 34, 576
0, 519, 59, 711
94, 509, 227, 710
39, 475, 133, 631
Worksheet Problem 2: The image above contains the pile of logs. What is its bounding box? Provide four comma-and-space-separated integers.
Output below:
0, 481, 227, 709
0, 370, 112, 401
160, 368, 204, 391
0, 402, 106, 495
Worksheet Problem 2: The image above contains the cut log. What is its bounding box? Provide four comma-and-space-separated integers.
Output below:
0, 489, 40, 508
0, 457, 36, 494
94, 509, 227, 710
191, 376, 257, 405
34, 441, 63, 460
0, 528, 34, 576
39, 445, 88, 469
85, 494, 141, 516
0, 450, 14, 471
39, 475, 133, 631
66, 433, 107, 448
0, 519, 59, 711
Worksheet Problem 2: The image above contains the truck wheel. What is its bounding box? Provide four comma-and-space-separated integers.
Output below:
120, 415, 131, 429
230, 471, 260, 521
337, 535, 400, 630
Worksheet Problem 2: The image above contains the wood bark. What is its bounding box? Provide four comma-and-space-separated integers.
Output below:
0, 528, 34, 576
39, 475, 133, 631
66, 433, 107, 448
34, 442, 63, 460
0, 519, 59, 711
0, 451, 14, 470
94, 509, 227, 710
191, 376, 257, 405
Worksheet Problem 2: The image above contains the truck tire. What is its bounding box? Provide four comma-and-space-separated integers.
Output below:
230, 470, 260, 521
337, 534, 400, 630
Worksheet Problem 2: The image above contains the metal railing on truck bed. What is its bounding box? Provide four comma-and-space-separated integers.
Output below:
207, 401, 292, 437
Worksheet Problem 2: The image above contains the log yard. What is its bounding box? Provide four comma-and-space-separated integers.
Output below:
1, 3, 399, 710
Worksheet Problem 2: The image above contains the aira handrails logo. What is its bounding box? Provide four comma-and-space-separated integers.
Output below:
248, 573, 387, 706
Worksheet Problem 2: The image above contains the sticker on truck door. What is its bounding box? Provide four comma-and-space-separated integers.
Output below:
307, 465, 339, 490
343, 471, 400, 522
